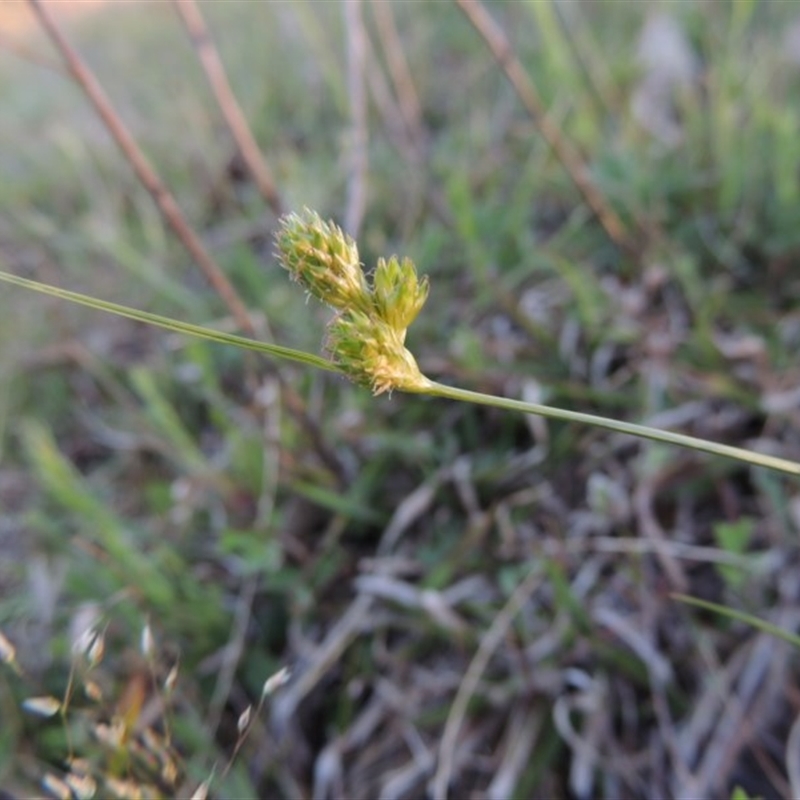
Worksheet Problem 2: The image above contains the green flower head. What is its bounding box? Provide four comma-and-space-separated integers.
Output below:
371, 256, 430, 334
326, 310, 429, 395
276, 208, 431, 394
276, 208, 369, 311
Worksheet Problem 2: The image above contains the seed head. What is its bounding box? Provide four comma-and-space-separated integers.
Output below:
277, 208, 369, 311
372, 256, 429, 332
276, 209, 431, 394
326, 310, 429, 395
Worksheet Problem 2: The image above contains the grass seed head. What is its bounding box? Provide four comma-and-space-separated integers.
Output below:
23, 695, 62, 717
190, 778, 211, 800
141, 622, 154, 658
262, 665, 291, 697
237, 704, 252, 735
164, 662, 179, 694
88, 631, 105, 667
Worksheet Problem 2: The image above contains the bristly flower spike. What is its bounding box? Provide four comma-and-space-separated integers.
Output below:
276, 208, 431, 395
277, 208, 370, 312
371, 256, 429, 334
326, 310, 430, 395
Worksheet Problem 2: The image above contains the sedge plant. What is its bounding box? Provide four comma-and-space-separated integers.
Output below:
1, 206, 799, 477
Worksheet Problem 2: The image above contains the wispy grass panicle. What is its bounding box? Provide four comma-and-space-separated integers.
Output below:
276, 209, 431, 395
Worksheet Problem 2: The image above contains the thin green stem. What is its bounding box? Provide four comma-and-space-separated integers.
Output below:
672, 593, 800, 648
3, 268, 798, 477
425, 381, 800, 476
0, 270, 338, 374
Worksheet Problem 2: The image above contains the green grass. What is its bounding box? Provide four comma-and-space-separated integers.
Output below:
1, 1, 800, 798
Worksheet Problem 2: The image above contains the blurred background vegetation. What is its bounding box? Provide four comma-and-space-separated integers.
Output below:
1, 0, 800, 797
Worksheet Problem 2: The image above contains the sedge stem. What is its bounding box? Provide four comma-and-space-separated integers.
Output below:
2, 269, 798, 477
425, 381, 800, 476
0, 270, 338, 374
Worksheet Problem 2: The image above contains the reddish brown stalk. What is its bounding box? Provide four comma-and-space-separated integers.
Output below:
28, 0, 346, 482
454, 0, 632, 252
27, 0, 255, 336
172, 0, 284, 217
370, 0, 423, 148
